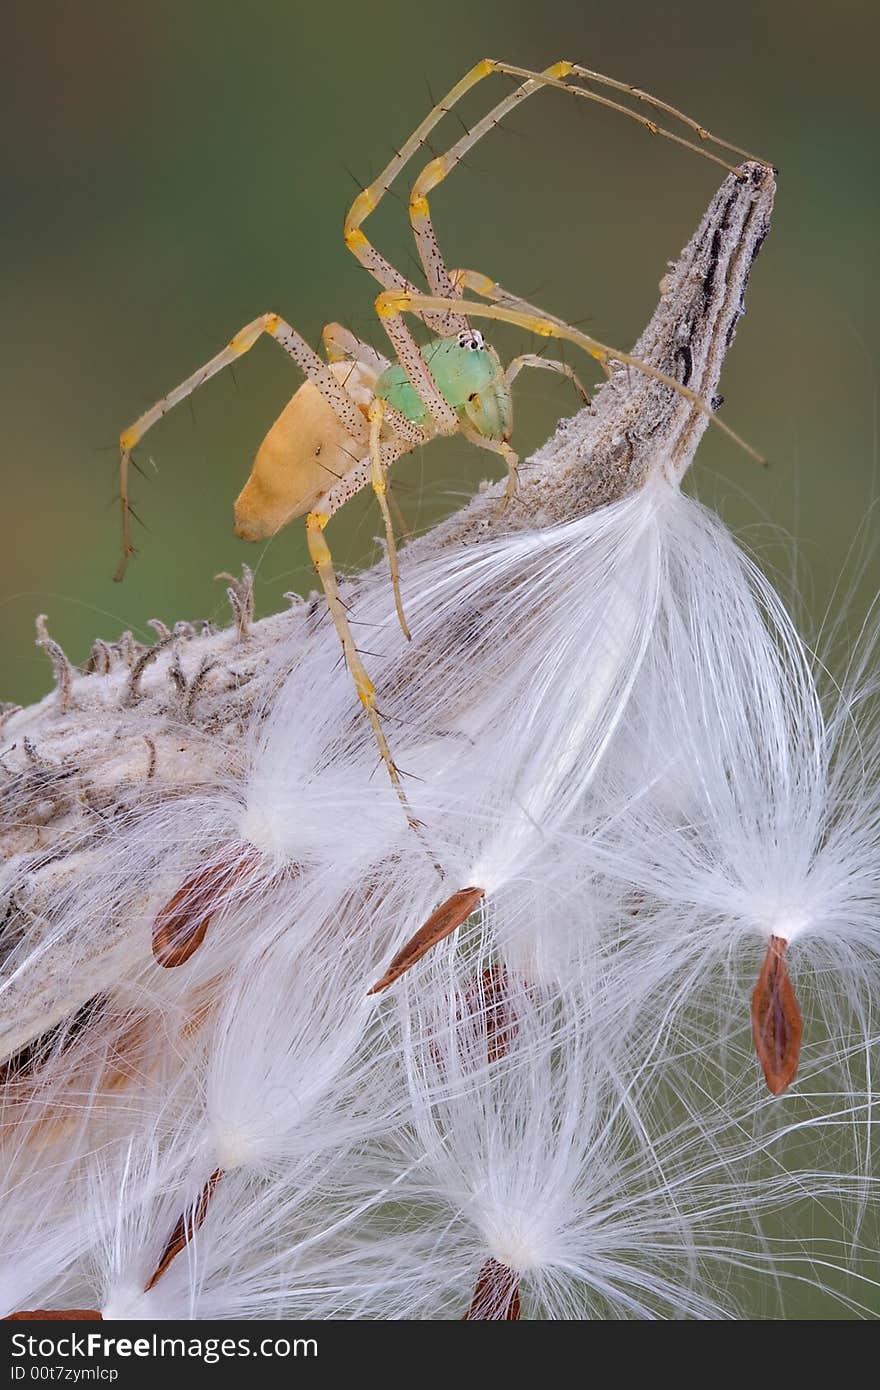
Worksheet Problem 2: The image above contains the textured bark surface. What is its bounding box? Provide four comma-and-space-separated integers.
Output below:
0, 164, 775, 1064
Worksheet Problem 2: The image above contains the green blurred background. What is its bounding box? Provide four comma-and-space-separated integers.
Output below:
1, 0, 878, 1319
1, 0, 877, 705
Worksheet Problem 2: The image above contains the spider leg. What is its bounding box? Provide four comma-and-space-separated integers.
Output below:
376, 289, 767, 467
376, 310, 460, 437
504, 353, 591, 405
305, 431, 432, 838
459, 425, 520, 509
452, 268, 613, 388
368, 399, 411, 641
343, 60, 505, 334
321, 322, 425, 447
408, 63, 755, 270
406, 62, 568, 336
402, 61, 767, 335
116, 313, 368, 580
344, 58, 765, 342
498, 60, 766, 165
322, 322, 390, 375
451, 267, 573, 323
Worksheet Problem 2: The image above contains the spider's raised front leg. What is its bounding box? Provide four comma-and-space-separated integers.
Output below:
342, 60, 512, 335
401, 59, 763, 331
344, 55, 763, 334
116, 312, 369, 579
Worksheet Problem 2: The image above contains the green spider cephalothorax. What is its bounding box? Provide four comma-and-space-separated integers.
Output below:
375, 329, 513, 441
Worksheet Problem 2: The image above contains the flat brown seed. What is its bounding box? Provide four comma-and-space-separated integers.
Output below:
152, 845, 260, 967
4, 1310, 102, 1320
368, 887, 485, 994
751, 935, 803, 1096
463, 1259, 521, 1320
144, 1168, 224, 1292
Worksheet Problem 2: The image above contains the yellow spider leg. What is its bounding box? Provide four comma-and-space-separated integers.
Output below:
368, 399, 411, 641
501, 60, 768, 165
378, 312, 460, 436
320, 323, 425, 448
343, 59, 501, 333
460, 425, 520, 508
305, 463, 421, 830
321, 322, 390, 375
116, 312, 368, 580
404, 61, 768, 327
376, 289, 767, 468
345, 57, 766, 336
452, 267, 575, 324
505, 353, 591, 404
407, 63, 566, 335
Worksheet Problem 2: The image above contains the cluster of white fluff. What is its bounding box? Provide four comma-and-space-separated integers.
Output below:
1, 464, 878, 1320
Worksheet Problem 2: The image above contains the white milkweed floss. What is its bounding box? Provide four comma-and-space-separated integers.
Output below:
2, 160, 878, 1318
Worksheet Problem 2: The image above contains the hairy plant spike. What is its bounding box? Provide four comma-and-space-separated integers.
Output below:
125, 632, 173, 705
34, 614, 74, 711
216, 565, 255, 641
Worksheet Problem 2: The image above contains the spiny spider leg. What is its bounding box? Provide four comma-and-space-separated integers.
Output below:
451, 266, 576, 323
459, 425, 520, 508
404, 61, 744, 330
501, 60, 767, 165
377, 313, 460, 436
343, 63, 509, 335
321, 322, 390, 375
345, 57, 766, 345
115, 313, 369, 580
367, 398, 411, 641
305, 428, 428, 836
453, 269, 593, 399
376, 288, 767, 467
406, 63, 568, 329
504, 354, 591, 404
